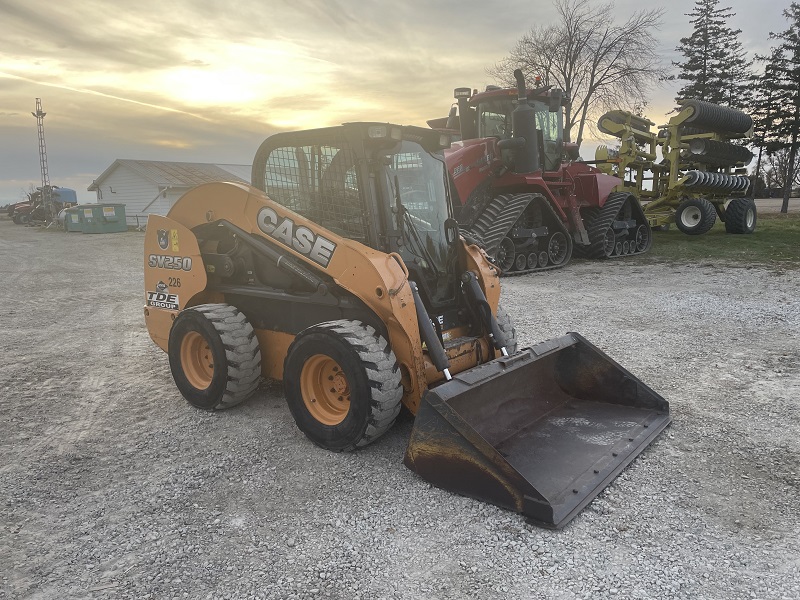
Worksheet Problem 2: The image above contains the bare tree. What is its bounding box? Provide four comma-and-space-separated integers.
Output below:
763, 148, 800, 192
487, 0, 666, 148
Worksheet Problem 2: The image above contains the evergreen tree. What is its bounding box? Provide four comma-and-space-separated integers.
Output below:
757, 3, 800, 212
673, 0, 752, 109
749, 49, 782, 198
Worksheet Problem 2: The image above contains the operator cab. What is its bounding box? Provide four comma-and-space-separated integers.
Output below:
457, 86, 567, 172
251, 123, 459, 311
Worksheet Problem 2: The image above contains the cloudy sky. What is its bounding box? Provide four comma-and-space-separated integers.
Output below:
0, 0, 790, 203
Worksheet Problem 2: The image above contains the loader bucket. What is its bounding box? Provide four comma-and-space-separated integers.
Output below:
404, 333, 670, 529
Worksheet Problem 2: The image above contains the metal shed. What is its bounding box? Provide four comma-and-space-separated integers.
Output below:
88, 160, 250, 227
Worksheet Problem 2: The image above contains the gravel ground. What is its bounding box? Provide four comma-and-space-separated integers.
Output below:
1, 219, 798, 600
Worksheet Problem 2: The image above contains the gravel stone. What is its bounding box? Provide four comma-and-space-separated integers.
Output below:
0, 222, 798, 600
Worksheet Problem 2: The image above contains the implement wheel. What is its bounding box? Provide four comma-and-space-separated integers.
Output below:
725, 198, 757, 234
168, 304, 261, 410
675, 197, 716, 235
284, 320, 402, 452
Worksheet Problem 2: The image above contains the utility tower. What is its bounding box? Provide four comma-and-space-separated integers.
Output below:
31, 98, 52, 219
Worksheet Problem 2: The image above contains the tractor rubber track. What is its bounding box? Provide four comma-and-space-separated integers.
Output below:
470, 193, 536, 257
584, 192, 652, 259
466, 193, 573, 276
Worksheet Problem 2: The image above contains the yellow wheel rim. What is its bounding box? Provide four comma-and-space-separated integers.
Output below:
180, 331, 214, 390
300, 354, 350, 426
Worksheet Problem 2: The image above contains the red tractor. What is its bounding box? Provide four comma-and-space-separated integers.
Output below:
434, 70, 652, 274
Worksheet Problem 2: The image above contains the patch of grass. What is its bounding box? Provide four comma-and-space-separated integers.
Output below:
643, 213, 800, 268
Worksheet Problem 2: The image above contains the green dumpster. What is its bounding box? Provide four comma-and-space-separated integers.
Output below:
81, 204, 128, 234
64, 207, 83, 232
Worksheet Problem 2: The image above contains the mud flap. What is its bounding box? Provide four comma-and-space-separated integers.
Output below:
404, 333, 670, 529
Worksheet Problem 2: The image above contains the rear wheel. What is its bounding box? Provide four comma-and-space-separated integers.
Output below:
496, 237, 516, 272
547, 232, 570, 266
725, 198, 757, 234
168, 304, 261, 410
675, 197, 716, 235
283, 320, 402, 452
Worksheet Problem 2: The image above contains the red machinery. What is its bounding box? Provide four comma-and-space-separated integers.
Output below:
435, 70, 652, 274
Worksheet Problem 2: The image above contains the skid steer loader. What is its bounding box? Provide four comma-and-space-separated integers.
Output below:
143, 122, 670, 528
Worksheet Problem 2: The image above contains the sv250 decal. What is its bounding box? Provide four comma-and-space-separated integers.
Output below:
148, 254, 193, 271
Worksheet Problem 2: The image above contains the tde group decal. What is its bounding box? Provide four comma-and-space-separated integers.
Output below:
147, 281, 179, 310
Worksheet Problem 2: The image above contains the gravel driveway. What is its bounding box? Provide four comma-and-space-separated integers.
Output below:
1, 219, 798, 600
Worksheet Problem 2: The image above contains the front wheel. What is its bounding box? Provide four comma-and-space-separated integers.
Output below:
283, 320, 402, 452
168, 304, 262, 410
635, 224, 652, 252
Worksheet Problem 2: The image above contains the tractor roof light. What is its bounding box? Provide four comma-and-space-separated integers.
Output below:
454, 87, 471, 99
366, 125, 403, 141
368, 125, 389, 139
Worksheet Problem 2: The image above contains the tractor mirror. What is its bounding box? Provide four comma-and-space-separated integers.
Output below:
549, 90, 563, 113
444, 218, 459, 244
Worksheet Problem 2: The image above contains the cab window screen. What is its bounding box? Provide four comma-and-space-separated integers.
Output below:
262, 143, 366, 241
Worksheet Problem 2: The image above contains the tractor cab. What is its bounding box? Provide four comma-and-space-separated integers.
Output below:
455, 81, 568, 172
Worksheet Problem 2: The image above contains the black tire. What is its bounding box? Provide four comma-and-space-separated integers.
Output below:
168, 303, 261, 410
495, 305, 518, 354
724, 198, 757, 234
283, 320, 402, 452
675, 197, 716, 235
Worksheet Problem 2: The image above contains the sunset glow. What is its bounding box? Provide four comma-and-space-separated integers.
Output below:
0, 0, 782, 203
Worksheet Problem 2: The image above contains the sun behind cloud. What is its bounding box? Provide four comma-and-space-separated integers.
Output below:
148, 39, 340, 127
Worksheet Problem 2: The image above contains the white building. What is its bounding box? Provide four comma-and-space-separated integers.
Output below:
88, 160, 251, 227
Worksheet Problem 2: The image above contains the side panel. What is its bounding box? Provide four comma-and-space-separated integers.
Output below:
143, 215, 207, 351
445, 139, 501, 206
254, 329, 295, 380
572, 172, 623, 208
165, 181, 430, 414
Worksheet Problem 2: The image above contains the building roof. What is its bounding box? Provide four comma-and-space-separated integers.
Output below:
88, 159, 251, 191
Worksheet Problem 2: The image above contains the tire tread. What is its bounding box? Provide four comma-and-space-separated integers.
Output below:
190, 303, 262, 410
